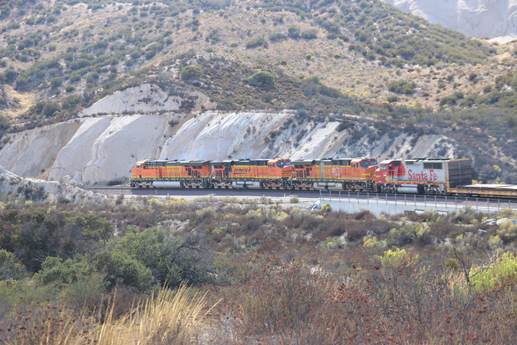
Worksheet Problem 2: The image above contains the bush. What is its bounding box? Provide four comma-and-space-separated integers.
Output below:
287, 26, 300, 39
0, 68, 18, 84
179, 65, 202, 82
269, 32, 287, 42
470, 252, 517, 292
497, 220, 517, 243
238, 262, 325, 335
388, 80, 416, 95
36, 256, 91, 287
245, 36, 267, 49
245, 71, 275, 90
0, 207, 113, 272
94, 250, 154, 292
301, 29, 317, 40
379, 247, 414, 268
30, 101, 61, 117
101, 228, 213, 290
387, 223, 431, 246
0, 249, 27, 280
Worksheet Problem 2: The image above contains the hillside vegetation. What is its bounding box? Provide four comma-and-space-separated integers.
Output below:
0, 0, 512, 117
0, 199, 516, 344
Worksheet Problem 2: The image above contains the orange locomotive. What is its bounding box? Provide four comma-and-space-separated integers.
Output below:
290, 158, 377, 191
131, 160, 210, 188
130, 157, 517, 199
130, 158, 377, 191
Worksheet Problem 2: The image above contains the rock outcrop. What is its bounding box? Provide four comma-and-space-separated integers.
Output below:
0, 165, 107, 204
80, 83, 213, 116
1, 82, 512, 185
0, 110, 454, 185
383, 0, 517, 39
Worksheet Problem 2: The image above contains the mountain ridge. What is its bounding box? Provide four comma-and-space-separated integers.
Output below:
382, 0, 517, 39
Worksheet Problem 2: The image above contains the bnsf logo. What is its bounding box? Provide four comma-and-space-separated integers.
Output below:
234, 167, 251, 175
408, 169, 438, 182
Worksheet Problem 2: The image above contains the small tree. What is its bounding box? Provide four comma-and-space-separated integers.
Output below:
0, 249, 27, 280
180, 65, 202, 82
287, 26, 300, 39
245, 71, 275, 90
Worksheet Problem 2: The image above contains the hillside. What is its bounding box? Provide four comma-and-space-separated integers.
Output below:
0, 0, 511, 116
0, 0, 516, 183
383, 0, 517, 39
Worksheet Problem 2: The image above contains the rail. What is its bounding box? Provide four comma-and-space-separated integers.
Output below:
317, 190, 517, 215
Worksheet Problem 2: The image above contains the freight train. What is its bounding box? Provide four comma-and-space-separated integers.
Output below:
130, 158, 517, 199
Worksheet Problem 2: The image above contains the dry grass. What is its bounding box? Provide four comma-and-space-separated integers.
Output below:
3, 86, 35, 118
4, 285, 214, 345
95, 285, 213, 345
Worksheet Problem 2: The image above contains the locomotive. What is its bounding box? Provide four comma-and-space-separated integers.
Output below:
129, 157, 516, 198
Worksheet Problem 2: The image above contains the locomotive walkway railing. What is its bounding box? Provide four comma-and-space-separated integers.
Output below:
316, 191, 517, 215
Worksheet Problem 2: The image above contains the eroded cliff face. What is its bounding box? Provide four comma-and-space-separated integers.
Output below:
0, 114, 454, 184
0, 83, 512, 185
383, 0, 517, 39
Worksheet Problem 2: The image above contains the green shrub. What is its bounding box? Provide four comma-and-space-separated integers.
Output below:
497, 220, 517, 243
269, 32, 287, 42
34, 255, 106, 309
388, 80, 416, 95
94, 250, 154, 292
62, 271, 106, 310
245, 71, 275, 90
36, 256, 91, 287
387, 95, 398, 103
180, 65, 202, 82
321, 203, 332, 213
470, 252, 517, 292
440, 91, 464, 107
0, 249, 27, 280
301, 29, 317, 40
30, 101, 61, 117
0, 68, 18, 84
101, 228, 213, 290
246, 36, 267, 49
287, 26, 300, 39
0, 207, 113, 272
387, 223, 430, 246
379, 248, 414, 268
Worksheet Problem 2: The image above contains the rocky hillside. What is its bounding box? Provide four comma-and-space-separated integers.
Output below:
1, 83, 515, 184
383, 0, 517, 39
0, 1, 516, 184
0, 0, 513, 117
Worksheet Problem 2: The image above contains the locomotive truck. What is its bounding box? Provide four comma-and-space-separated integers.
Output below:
130, 157, 517, 199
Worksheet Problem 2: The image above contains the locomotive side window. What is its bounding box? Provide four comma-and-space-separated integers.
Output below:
424, 163, 443, 169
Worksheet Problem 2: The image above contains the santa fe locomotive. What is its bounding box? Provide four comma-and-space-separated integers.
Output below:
130, 157, 517, 199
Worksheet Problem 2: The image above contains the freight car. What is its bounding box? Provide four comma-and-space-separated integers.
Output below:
129, 158, 517, 199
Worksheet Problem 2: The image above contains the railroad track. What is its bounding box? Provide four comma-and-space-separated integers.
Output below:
86, 186, 517, 207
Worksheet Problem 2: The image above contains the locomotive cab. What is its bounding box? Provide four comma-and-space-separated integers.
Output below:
376, 160, 405, 183
351, 158, 377, 169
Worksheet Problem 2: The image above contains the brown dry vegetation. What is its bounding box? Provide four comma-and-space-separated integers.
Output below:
0, 199, 516, 344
